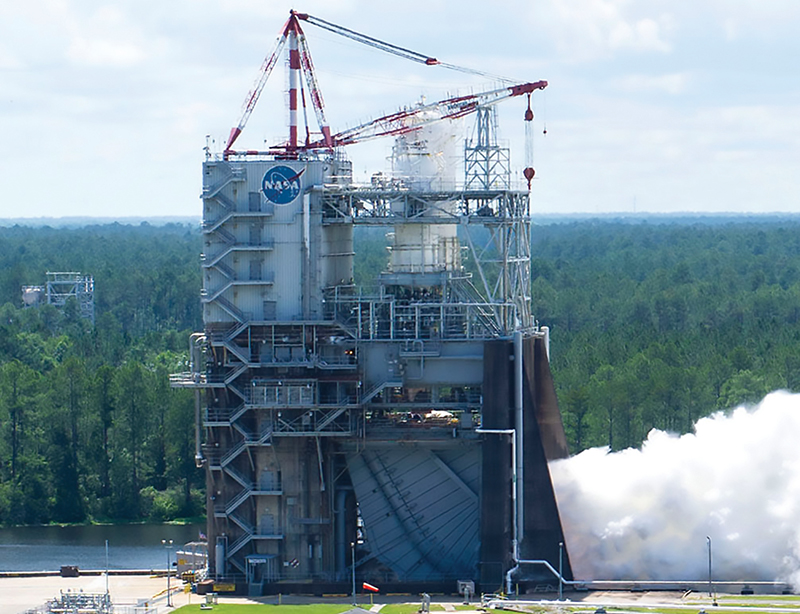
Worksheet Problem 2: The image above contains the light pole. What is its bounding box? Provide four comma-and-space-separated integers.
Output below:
351, 541, 357, 606
706, 536, 716, 606
162, 539, 174, 607
558, 541, 564, 601
105, 539, 110, 597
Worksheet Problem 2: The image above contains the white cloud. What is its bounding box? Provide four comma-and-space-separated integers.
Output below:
615, 73, 689, 95
0, 47, 23, 70
539, 0, 674, 61
532, 95, 800, 214
67, 37, 145, 67
609, 17, 672, 52
722, 18, 739, 41
2, 0, 800, 218
706, 0, 800, 39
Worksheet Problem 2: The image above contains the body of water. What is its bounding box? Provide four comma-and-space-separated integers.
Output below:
0, 523, 205, 572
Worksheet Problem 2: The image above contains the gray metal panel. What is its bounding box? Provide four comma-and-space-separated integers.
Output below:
321, 225, 354, 288
236, 288, 269, 320
361, 341, 484, 390
347, 444, 480, 580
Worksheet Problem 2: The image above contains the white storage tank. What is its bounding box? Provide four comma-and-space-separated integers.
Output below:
388, 112, 462, 276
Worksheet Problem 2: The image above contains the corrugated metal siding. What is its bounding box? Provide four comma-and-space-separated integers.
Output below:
347, 444, 480, 580
203, 159, 352, 324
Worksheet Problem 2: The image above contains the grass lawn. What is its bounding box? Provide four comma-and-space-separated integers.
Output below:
550, 608, 783, 614
173, 605, 355, 614
173, 603, 432, 614
684, 595, 800, 608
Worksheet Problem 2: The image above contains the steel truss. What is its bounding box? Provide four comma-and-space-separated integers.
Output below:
320, 186, 533, 334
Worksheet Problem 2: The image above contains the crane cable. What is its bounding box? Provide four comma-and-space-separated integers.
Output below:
300, 12, 515, 84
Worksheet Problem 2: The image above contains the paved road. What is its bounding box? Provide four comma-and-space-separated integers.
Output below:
6, 581, 800, 614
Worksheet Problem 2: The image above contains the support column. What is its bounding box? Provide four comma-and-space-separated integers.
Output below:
479, 340, 513, 589
288, 26, 300, 151
519, 334, 573, 580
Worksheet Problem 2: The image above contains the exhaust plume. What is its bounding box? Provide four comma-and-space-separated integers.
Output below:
550, 391, 800, 586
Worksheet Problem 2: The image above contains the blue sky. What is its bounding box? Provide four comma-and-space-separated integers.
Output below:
2, 0, 799, 218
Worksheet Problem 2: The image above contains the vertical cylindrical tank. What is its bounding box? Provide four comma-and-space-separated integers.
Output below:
388, 113, 462, 276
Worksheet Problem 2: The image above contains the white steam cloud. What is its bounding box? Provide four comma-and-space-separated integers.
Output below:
550, 391, 800, 586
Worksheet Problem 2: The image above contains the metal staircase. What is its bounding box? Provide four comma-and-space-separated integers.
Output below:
361, 379, 403, 404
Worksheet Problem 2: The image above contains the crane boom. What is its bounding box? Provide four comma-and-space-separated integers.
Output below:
225, 15, 292, 152
322, 81, 547, 148
222, 9, 546, 157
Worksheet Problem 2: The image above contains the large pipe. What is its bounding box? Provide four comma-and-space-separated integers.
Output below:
302, 193, 310, 317
505, 558, 580, 596
514, 331, 524, 548
190, 333, 206, 468
335, 487, 352, 576
194, 389, 203, 467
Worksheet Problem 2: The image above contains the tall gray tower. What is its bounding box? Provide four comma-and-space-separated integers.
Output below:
172, 9, 571, 595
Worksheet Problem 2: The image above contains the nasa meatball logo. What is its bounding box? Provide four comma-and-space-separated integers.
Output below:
261, 166, 305, 205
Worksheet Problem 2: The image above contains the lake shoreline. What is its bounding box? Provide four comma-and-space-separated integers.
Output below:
0, 569, 168, 578
0, 521, 205, 573
0, 517, 205, 530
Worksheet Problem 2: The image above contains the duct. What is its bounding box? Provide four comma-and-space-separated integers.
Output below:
505, 558, 579, 596
302, 192, 311, 317
514, 331, 524, 545
194, 390, 204, 468
190, 333, 206, 468
315, 436, 325, 492
335, 488, 350, 575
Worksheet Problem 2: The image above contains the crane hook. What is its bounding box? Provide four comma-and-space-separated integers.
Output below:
524, 93, 534, 122
523, 167, 535, 190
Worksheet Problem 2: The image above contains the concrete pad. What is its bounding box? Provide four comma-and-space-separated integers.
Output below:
0, 574, 174, 614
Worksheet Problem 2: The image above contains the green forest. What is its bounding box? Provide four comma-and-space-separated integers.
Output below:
2, 217, 800, 526
0, 223, 202, 526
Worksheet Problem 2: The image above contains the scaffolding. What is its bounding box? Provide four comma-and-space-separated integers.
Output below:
22, 271, 95, 324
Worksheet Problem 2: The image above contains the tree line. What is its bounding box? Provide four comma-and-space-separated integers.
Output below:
0, 223, 202, 525
3, 217, 800, 525
531, 218, 800, 452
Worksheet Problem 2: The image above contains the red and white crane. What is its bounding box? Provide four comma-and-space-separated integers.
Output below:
223, 9, 546, 186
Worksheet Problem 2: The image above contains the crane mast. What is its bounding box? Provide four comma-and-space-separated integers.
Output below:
223, 10, 547, 165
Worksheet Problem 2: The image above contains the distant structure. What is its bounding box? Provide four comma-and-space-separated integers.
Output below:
22, 271, 95, 324
172, 10, 571, 596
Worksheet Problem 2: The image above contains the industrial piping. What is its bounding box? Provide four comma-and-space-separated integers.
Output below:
505, 558, 579, 596
478, 334, 525, 579
514, 331, 524, 550
503, 333, 575, 596
190, 333, 206, 468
